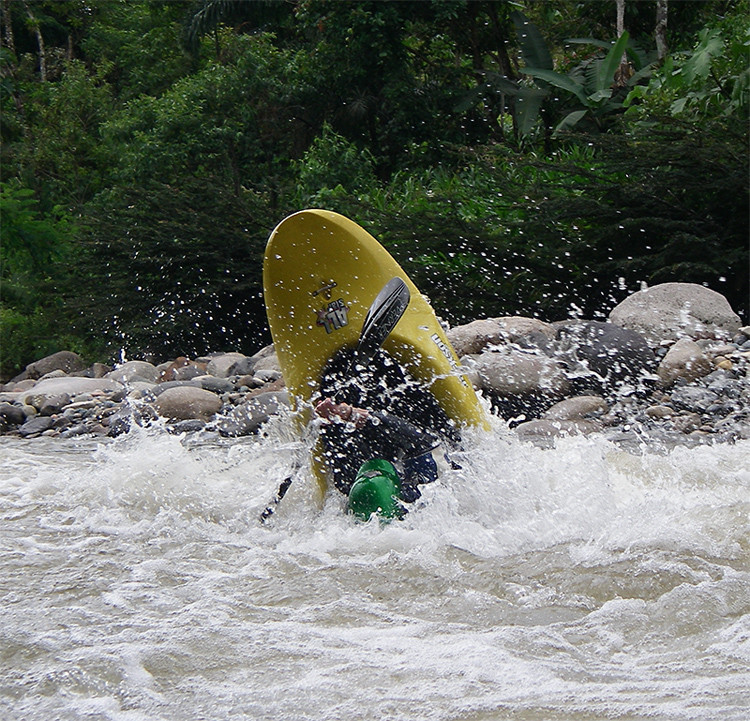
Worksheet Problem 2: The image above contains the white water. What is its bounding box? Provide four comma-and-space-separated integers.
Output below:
1, 413, 748, 721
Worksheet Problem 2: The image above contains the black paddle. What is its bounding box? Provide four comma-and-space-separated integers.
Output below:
260, 277, 410, 522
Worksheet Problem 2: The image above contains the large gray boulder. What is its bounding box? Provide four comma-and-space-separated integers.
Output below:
555, 320, 656, 395
153, 386, 223, 421
493, 316, 556, 342
206, 353, 248, 378
21, 377, 125, 407
608, 283, 741, 344
446, 319, 505, 357
447, 316, 555, 357
542, 395, 609, 422
0, 403, 26, 426
24, 351, 86, 380
252, 348, 281, 373
474, 348, 569, 419
18, 415, 56, 437
106, 360, 160, 384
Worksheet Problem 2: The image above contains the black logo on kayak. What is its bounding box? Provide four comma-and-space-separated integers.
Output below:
316, 298, 349, 334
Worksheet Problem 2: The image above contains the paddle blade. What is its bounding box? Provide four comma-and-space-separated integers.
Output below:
356, 277, 410, 361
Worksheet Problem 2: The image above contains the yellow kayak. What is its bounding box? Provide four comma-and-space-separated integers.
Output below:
263, 209, 488, 495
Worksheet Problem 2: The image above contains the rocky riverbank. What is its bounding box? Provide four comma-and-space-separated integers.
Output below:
1, 282, 748, 448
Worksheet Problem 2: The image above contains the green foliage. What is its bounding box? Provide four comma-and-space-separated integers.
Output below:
0, 181, 78, 376
81, 0, 192, 99
101, 32, 299, 194
72, 178, 273, 361
295, 123, 377, 204
0, 181, 69, 306
624, 17, 749, 124
522, 31, 637, 132
453, 10, 553, 143
9, 60, 112, 203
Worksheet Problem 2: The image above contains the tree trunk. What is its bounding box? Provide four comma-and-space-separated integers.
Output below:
21, 0, 46, 81
655, 0, 668, 61
616, 0, 626, 38
613, 0, 632, 87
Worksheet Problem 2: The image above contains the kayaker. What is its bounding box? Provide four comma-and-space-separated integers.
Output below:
314, 346, 461, 517
314, 396, 441, 503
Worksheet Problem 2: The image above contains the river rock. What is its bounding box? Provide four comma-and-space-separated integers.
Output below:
218, 391, 291, 436
169, 419, 208, 434
23, 350, 86, 380
37, 369, 68, 381
206, 353, 248, 378
658, 338, 713, 387
107, 361, 159, 384
542, 395, 609, 422
38, 393, 72, 416
252, 348, 281, 373
672, 412, 702, 434
476, 349, 568, 396
20, 377, 125, 406
645, 405, 675, 419
0, 403, 26, 425
474, 349, 568, 419
18, 415, 57, 437
8, 379, 37, 392
149, 380, 201, 396
492, 315, 555, 343
153, 386, 223, 421
195, 375, 235, 394
172, 362, 206, 381
705, 371, 742, 398
227, 356, 256, 376
670, 386, 720, 414
125, 381, 157, 397
254, 369, 282, 384
608, 283, 741, 344
237, 375, 264, 389
158, 357, 199, 382
446, 319, 504, 356
107, 401, 159, 437
555, 321, 656, 394
78, 362, 112, 379
447, 317, 556, 357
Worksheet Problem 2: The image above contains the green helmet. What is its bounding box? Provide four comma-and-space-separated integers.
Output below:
347, 459, 403, 520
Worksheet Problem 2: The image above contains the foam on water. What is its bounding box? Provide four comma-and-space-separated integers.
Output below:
0, 417, 748, 720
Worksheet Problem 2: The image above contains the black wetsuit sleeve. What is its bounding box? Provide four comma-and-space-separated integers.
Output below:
369, 411, 440, 458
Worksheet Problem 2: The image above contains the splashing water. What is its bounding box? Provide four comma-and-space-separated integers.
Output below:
1, 414, 748, 720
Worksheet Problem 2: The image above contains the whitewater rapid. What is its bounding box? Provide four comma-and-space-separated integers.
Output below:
1, 413, 748, 720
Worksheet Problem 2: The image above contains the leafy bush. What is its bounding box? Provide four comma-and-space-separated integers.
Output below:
625, 11, 749, 124
0, 181, 81, 377
294, 123, 378, 204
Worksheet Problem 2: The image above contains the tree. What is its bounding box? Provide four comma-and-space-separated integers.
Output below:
72, 178, 273, 360
0, 181, 77, 376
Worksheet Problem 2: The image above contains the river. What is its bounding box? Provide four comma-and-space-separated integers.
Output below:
1, 412, 748, 720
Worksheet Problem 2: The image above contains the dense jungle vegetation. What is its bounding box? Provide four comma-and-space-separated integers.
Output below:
1, 0, 747, 378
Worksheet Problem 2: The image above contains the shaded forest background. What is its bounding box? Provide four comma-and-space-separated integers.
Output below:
1, 0, 747, 379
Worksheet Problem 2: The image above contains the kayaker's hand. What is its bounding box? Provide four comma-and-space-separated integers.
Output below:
314, 398, 370, 428
314, 397, 343, 420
